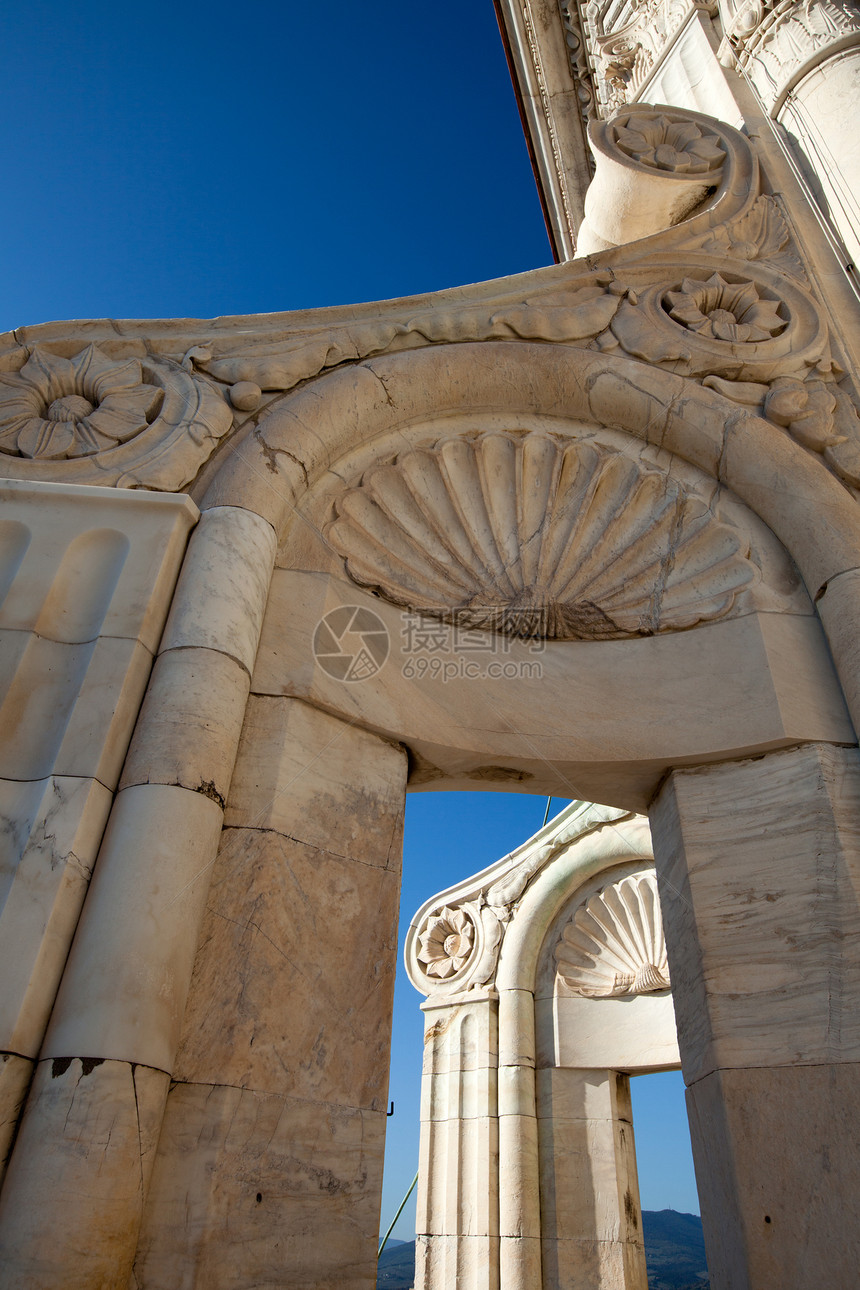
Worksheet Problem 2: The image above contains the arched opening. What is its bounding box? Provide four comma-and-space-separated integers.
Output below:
183, 345, 857, 1288
380, 792, 558, 1255
380, 793, 714, 1290
16, 341, 856, 1290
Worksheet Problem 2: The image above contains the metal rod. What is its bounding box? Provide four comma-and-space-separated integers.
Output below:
542, 795, 553, 827
378, 1169, 420, 1258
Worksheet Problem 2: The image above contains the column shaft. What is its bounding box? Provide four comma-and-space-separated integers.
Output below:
134, 696, 408, 1289
650, 742, 860, 1288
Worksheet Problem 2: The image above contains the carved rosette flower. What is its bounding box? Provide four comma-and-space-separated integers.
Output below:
417, 906, 475, 980
0, 346, 163, 460
611, 114, 725, 174
555, 871, 670, 998
665, 274, 787, 342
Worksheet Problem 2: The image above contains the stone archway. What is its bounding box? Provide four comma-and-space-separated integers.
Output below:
1, 337, 859, 1290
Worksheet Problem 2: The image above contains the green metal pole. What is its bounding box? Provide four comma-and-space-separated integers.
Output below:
378, 1169, 419, 1259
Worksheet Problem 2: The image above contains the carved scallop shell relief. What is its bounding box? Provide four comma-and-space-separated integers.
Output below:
327, 432, 755, 641
555, 871, 670, 998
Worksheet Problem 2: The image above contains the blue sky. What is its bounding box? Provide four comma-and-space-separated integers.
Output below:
1, 0, 698, 1243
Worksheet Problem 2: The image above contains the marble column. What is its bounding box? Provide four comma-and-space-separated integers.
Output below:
497, 985, 542, 1290
132, 696, 408, 1289
650, 742, 860, 1289
0, 505, 276, 1290
536, 1068, 647, 1289
415, 995, 501, 1289
0, 483, 197, 1189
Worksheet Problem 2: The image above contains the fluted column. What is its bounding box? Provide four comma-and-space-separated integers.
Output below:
0, 504, 276, 1290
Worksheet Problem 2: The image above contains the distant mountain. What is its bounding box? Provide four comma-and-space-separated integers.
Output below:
376, 1238, 418, 1288
642, 1209, 709, 1290
376, 1210, 709, 1290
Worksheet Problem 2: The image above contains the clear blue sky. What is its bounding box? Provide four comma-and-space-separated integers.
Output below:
1, 0, 698, 1243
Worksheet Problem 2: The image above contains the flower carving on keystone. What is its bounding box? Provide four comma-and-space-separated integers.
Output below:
611, 113, 725, 174
665, 274, 787, 343
417, 906, 475, 980
0, 346, 164, 460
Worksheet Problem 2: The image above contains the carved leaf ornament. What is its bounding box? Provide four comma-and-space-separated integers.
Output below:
328, 433, 754, 641
555, 871, 670, 997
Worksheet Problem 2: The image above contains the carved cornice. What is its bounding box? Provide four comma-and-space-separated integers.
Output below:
2, 108, 858, 495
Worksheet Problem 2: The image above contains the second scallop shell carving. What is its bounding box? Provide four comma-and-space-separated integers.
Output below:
327, 432, 753, 640
555, 871, 670, 998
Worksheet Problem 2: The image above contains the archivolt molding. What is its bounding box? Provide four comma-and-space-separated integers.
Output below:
2, 107, 859, 495
405, 801, 635, 999
215, 338, 860, 600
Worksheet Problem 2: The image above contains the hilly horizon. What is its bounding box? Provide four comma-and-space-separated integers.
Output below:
377, 1209, 709, 1289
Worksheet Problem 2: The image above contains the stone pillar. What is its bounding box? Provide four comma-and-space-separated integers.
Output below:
536, 1068, 647, 1290
0, 505, 275, 1290
497, 986, 543, 1289
0, 482, 196, 1189
415, 995, 500, 1289
132, 696, 408, 1289
650, 742, 860, 1289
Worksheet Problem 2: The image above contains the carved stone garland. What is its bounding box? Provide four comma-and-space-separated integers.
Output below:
327, 431, 755, 642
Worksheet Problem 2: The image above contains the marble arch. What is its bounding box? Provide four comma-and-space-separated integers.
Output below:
1, 102, 860, 1289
